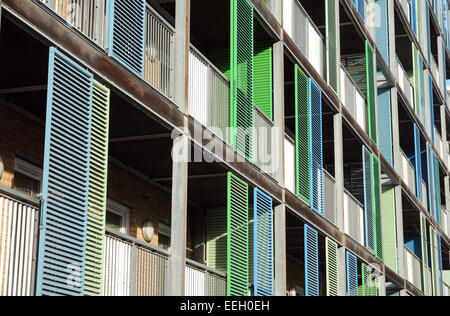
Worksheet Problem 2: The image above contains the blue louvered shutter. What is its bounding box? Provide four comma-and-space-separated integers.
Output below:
414, 124, 423, 202
378, 89, 393, 166
310, 79, 324, 216
106, 0, 146, 77
375, 0, 389, 66
36, 47, 93, 296
411, 0, 417, 36
363, 146, 375, 252
253, 188, 273, 296
429, 74, 435, 144
346, 251, 358, 296
304, 224, 319, 296
353, 0, 365, 22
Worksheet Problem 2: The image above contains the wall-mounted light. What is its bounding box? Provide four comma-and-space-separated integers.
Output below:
142, 221, 154, 243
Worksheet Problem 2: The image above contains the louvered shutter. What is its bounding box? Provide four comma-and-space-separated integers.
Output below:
378, 89, 393, 166
325, 237, 339, 296
433, 157, 441, 225
412, 46, 422, 119
427, 143, 436, 219
381, 186, 398, 272
376, 0, 389, 66
420, 213, 430, 295
430, 227, 438, 295
254, 44, 273, 119
365, 41, 377, 145
437, 233, 444, 296
346, 251, 358, 296
304, 224, 319, 296
418, 56, 425, 122
326, 0, 340, 94
362, 263, 378, 296
363, 146, 375, 252
295, 65, 311, 203
106, 0, 146, 77
414, 124, 423, 201
353, 0, 365, 22
231, 0, 254, 162
227, 173, 249, 296
84, 81, 110, 296
36, 47, 93, 296
429, 75, 435, 144
253, 188, 273, 296
371, 155, 383, 261
411, 0, 418, 35
206, 208, 227, 273
310, 79, 323, 216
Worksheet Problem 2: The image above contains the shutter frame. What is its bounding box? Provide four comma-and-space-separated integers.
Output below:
325, 237, 339, 296
326, 0, 340, 94
304, 224, 319, 296
363, 146, 375, 252
365, 41, 378, 145
346, 251, 358, 296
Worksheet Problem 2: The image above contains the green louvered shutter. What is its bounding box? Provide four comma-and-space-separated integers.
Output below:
231, 0, 254, 162
37, 47, 93, 296
325, 237, 339, 296
371, 155, 383, 261
206, 208, 227, 273
227, 173, 249, 296
254, 44, 273, 119
381, 186, 398, 272
420, 213, 430, 295
295, 65, 311, 203
326, 0, 340, 94
84, 81, 110, 296
430, 227, 438, 295
366, 41, 377, 145
362, 263, 378, 296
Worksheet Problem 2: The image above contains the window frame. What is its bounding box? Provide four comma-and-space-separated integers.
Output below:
106, 199, 130, 234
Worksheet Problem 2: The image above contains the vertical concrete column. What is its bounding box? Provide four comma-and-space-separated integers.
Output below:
168, 133, 189, 296
174, 0, 190, 113
394, 185, 405, 278
437, 36, 445, 97
273, 41, 285, 186
441, 105, 447, 147
378, 274, 387, 296
334, 113, 344, 231
271, 0, 282, 23
338, 246, 347, 296
274, 203, 286, 296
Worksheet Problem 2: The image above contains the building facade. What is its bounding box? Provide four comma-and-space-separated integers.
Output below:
0, 0, 449, 296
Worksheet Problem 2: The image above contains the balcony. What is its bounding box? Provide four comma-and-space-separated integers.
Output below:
400, 149, 416, 194
344, 190, 365, 246
404, 246, 423, 291
103, 228, 226, 296
324, 170, 337, 226
340, 65, 367, 132
396, 57, 415, 109
283, 0, 325, 77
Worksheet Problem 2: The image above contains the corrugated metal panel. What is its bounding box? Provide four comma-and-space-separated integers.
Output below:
381, 186, 398, 273
295, 65, 311, 203
253, 188, 273, 296
304, 224, 319, 296
231, 0, 254, 162
135, 247, 168, 296
325, 237, 339, 296
346, 251, 358, 296
323, 172, 336, 225
0, 197, 38, 296
207, 272, 226, 296
227, 173, 249, 296
310, 79, 324, 216
378, 89, 393, 166
206, 208, 227, 273
84, 81, 110, 296
253, 44, 273, 119
36, 47, 93, 296
366, 41, 377, 145
363, 146, 375, 251
189, 49, 210, 126
185, 265, 205, 296
106, 0, 146, 77
326, 0, 340, 94
102, 235, 131, 296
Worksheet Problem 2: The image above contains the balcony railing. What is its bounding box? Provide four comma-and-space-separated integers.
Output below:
254, 106, 275, 176
430, 56, 441, 90
344, 190, 365, 246
188, 45, 230, 144
396, 57, 415, 108
39, 0, 107, 47
400, 149, 416, 194
340, 65, 366, 132
283, 0, 325, 77
145, 5, 175, 100
324, 170, 337, 226
423, 265, 432, 295
0, 190, 39, 296
284, 135, 296, 194
404, 246, 423, 291
185, 259, 226, 296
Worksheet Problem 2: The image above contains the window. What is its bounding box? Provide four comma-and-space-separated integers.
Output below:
106, 200, 129, 234
158, 222, 171, 250
13, 158, 42, 198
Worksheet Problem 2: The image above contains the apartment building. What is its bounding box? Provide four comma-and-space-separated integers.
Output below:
0, 0, 449, 296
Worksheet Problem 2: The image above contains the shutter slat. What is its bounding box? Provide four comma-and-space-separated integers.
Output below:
304, 225, 319, 296
325, 237, 339, 296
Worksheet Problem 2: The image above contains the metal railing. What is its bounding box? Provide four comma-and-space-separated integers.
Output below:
284, 135, 296, 194
39, 0, 106, 47
340, 65, 367, 132
145, 5, 175, 100
188, 45, 230, 144
185, 259, 226, 296
324, 170, 337, 226
344, 190, 365, 246
0, 191, 39, 296
396, 57, 415, 108
400, 149, 416, 194
283, 0, 325, 77
254, 106, 275, 176
404, 246, 423, 291
103, 228, 169, 296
